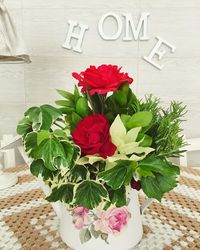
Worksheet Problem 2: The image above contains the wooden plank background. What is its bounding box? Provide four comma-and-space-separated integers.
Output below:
0, 0, 200, 166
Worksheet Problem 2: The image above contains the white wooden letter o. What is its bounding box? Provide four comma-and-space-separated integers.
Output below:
98, 12, 122, 40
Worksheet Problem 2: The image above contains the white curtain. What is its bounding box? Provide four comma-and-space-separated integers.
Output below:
0, 0, 31, 63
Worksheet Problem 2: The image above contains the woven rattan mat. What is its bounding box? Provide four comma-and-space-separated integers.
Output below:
0, 165, 200, 250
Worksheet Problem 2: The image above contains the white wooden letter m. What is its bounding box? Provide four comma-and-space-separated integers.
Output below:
63, 20, 89, 53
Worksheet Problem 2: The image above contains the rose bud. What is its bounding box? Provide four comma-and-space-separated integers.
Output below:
131, 178, 141, 191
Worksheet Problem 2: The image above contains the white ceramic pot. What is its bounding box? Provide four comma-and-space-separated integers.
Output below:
38, 178, 153, 250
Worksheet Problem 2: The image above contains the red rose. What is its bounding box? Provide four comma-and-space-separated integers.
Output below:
72, 114, 116, 158
72, 64, 133, 95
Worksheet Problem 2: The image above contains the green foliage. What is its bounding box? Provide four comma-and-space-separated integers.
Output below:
76, 97, 90, 117
30, 159, 55, 181
139, 134, 152, 147
17, 81, 186, 210
141, 174, 178, 201
125, 111, 153, 130
138, 155, 180, 177
106, 185, 127, 207
34, 138, 66, 171
62, 141, 81, 168
138, 155, 180, 201
75, 180, 107, 209
98, 160, 136, 190
148, 100, 187, 158
56, 89, 74, 100
104, 83, 140, 119
17, 104, 62, 138
25, 105, 62, 131
17, 117, 32, 136
46, 184, 74, 203
70, 165, 88, 182
56, 88, 91, 129
30, 159, 45, 177
24, 132, 37, 157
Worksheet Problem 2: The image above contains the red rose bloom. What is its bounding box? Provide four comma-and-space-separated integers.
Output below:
72, 64, 133, 95
72, 114, 116, 158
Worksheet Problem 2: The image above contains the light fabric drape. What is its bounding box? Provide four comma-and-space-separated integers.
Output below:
0, 0, 31, 63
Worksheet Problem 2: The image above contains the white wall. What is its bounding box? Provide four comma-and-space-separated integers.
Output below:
0, 0, 200, 166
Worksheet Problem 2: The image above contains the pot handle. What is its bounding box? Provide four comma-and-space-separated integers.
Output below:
140, 198, 154, 214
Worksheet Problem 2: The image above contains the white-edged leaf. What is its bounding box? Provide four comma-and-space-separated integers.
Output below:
110, 115, 126, 147
119, 142, 139, 154
125, 127, 141, 143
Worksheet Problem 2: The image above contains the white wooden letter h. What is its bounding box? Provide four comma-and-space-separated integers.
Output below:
63, 20, 89, 53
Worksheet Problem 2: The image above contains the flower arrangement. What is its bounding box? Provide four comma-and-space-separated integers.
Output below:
17, 64, 186, 244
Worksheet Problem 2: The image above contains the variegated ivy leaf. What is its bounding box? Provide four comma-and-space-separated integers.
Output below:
34, 137, 67, 171
75, 180, 107, 209
109, 115, 154, 161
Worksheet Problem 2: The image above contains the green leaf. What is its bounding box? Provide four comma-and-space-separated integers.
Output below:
79, 228, 91, 244
24, 132, 37, 157
136, 167, 154, 177
53, 129, 68, 139
55, 100, 74, 107
88, 93, 102, 113
70, 165, 87, 182
76, 97, 89, 117
139, 134, 152, 147
61, 141, 79, 168
124, 161, 138, 185
141, 174, 178, 201
30, 159, 45, 177
138, 156, 180, 176
98, 161, 134, 190
41, 105, 62, 121
46, 184, 74, 203
141, 176, 163, 201
75, 180, 107, 209
25, 106, 47, 131
121, 114, 131, 126
72, 112, 82, 127
105, 112, 115, 123
17, 117, 32, 136
128, 91, 139, 106
25, 105, 62, 131
157, 174, 178, 193
59, 106, 75, 114
29, 159, 55, 181
107, 185, 127, 207
126, 111, 153, 130
74, 85, 80, 102
35, 137, 66, 171
119, 82, 130, 95
56, 89, 74, 100
37, 130, 50, 145
113, 91, 127, 107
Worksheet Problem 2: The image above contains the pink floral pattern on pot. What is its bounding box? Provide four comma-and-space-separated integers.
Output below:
71, 205, 131, 244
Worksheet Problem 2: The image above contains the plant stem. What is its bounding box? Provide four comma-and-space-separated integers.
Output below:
86, 89, 97, 113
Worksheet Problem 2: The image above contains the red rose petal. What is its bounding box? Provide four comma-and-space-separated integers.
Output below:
72, 64, 134, 95
72, 114, 116, 158
99, 139, 117, 158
